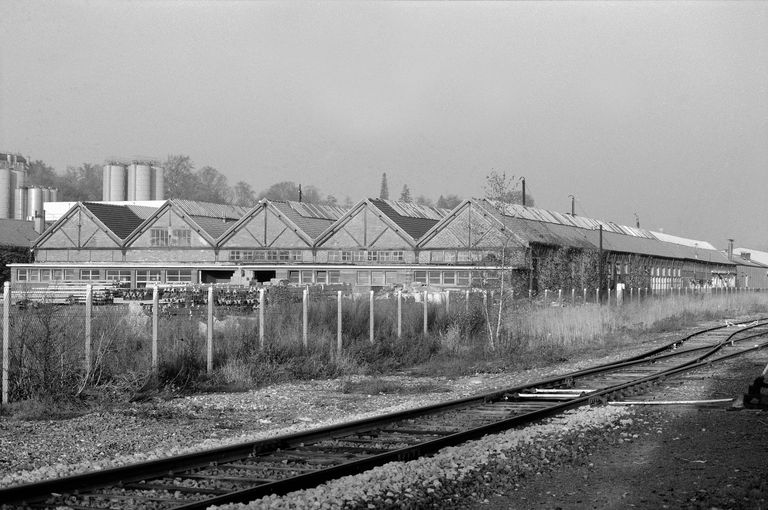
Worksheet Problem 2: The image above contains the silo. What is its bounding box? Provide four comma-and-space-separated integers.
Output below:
134, 163, 152, 201
15, 187, 28, 220
110, 165, 126, 201
102, 165, 111, 200
0, 167, 10, 218
127, 164, 137, 201
28, 186, 44, 218
152, 166, 164, 200
49, 188, 59, 202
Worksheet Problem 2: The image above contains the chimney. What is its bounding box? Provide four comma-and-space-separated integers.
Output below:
33, 211, 45, 234
727, 239, 734, 261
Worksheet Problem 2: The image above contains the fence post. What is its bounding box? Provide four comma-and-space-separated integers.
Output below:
595, 288, 599, 304
337, 291, 343, 355
528, 288, 532, 300
465, 289, 470, 313
259, 288, 265, 349
608, 288, 612, 305
85, 284, 92, 377
583, 288, 587, 303
151, 284, 159, 373
445, 290, 450, 313
397, 290, 402, 339
303, 287, 309, 348
369, 290, 374, 344
207, 286, 214, 374
571, 288, 575, 305
2, 282, 9, 405
423, 290, 428, 335
558, 289, 562, 303
544, 289, 549, 302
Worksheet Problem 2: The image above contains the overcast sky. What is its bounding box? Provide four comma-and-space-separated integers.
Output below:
1, 1, 766, 250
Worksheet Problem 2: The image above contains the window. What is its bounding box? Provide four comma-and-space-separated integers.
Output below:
356, 271, 371, 285
328, 271, 340, 284
428, 271, 441, 285
371, 271, 385, 286
41, 269, 51, 281
80, 269, 101, 281
301, 270, 313, 283
430, 251, 444, 263
65, 269, 78, 280
457, 251, 473, 262
457, 271, 470, 286
443, 271, 456, 285
414, 270, 427, 284
385, 271, 398, 285
29, 269, 40, 282
172, 229, 191, 246
16, 269, 27, 281
106, 270, 133, 282
166, 270, 192, 282
150, 228, 169, 246
288, 270, 300, 283
52, 269, 64, 281
316, 271, 327, 284
136, 270, 162, 287
229, 250, 242, 261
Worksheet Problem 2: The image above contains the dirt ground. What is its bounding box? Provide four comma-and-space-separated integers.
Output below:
470, 354, 768, 510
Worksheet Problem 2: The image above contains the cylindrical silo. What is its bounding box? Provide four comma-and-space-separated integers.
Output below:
103, 165, 111, 200
134, 163, 152, 201
49, 188, 59, 202
28, 186, 44, 218
0, 167, 10, 219
127, 164, 136, 201
152, 166, 164, 200
110, 165, 126, 201
42, 188, 51, 203
15, 187, 28, 220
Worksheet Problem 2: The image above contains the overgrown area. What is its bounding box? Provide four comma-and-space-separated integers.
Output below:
2, 291, 766, 417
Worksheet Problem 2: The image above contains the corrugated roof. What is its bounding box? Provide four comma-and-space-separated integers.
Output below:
651, 231, 717, 250
83, 202, 150, 240
370, 199, 448, 240
0, 219, 38, 247
171, 200, 249, 220
191, 216, 239, 240
271, 201, 344, 240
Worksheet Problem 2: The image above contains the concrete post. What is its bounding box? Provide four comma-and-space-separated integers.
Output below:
423, 290, 428, 335
303, 287, 309, 348
337, 291, 343, 354
369, 290, 374, 344
2, 282, 9, 404
152, 284, 159, 372
397, 290, 402, 339
207, 286, 213, 373
85, 284, 92, 376
259, 288, 265, 349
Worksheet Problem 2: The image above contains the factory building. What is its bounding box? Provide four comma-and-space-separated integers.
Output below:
12, 197, 767, 292
0, 152, 59, 221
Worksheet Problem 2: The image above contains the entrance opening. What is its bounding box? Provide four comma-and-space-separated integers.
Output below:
200, 270, 235, 284
253, 270, 276, 283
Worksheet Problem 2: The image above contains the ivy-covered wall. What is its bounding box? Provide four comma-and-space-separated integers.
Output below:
0, 246, 32, 284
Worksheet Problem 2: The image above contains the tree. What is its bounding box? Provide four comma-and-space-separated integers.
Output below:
28, 160, 59, 189
436, 194, 462, 209
195, 166, 231, 203
58, 163, 102, 202
163, 155, 197, 199
379, 173, 389, 200
483, 171, 534, 206
399, 185, 412, 202
231, 181, 257, 207
415, 195, 434, 207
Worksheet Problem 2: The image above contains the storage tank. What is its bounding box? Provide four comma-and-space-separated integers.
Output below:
152, 166, 164, 200
126, 164, 136, 201
134, 163, 152, 201
49, 188, 58, 202
28, 186, 44, 218
0, 167, 10, 219
103, 164, 127, 201
102, 165, 110, 200
14, 187, 28, 220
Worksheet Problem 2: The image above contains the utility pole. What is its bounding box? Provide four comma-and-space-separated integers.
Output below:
521, 177, 526, 207
298, 184, 302, 203
569, 195, 575, 215
598, 225, 604, 303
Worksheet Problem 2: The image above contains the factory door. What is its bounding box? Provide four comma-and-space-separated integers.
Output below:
252, 270, 276, 283
200, 270, 235, 284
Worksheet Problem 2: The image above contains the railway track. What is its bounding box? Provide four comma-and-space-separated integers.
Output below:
3, 318, 768, 510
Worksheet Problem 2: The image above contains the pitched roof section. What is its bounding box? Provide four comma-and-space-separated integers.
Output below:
82, 202, 158, 239
0, 219, 38, 248
271, 201, 349, 239
171, 200, 250, 240
369, 199, 448, 241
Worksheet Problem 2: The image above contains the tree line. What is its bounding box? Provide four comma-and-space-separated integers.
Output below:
26, 156, 533, 209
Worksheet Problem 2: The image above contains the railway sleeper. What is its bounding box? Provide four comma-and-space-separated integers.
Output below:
122, 481, 230, 494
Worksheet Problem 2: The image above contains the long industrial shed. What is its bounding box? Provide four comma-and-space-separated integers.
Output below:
10, 198, 768, 292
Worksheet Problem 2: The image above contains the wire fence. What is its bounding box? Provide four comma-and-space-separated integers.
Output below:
0, 282, 755, 404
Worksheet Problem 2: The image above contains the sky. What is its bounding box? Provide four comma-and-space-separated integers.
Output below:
1, 1, 767, 250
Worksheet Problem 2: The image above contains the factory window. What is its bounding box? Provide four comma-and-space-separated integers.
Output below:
80, 269, 101, 281
356, 271, 371, 285
229, 250, 242, 261
430, 251, 457, 263
171, 229, 191, 246
328, 270, 340, 284
428, 271, 441, 285
150, 228, 170, 246
301, 270, 313, 283
252, 251, 266, 261
315, 271, 327, 284
52, 269, 64, 281
288, 270, 300, 283
106, 270, 133, 283
443, 271, 456, 285
457, 271, 471, 286
135, 270, 162, 287
166, 270, 192, 282
385, 271, 398, 284
457, 251, 473, 262
16, 269, 27, 281
327, 251, 341, 263
28, 269, 40, 282
414, 270, 427, 284
371, 271, 385, 286
40, 269, 51, 281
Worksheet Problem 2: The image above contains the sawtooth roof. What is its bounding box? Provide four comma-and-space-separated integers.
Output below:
270, 201, 349, 239
83, 202, 157, 240
369, 199, 448, 240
